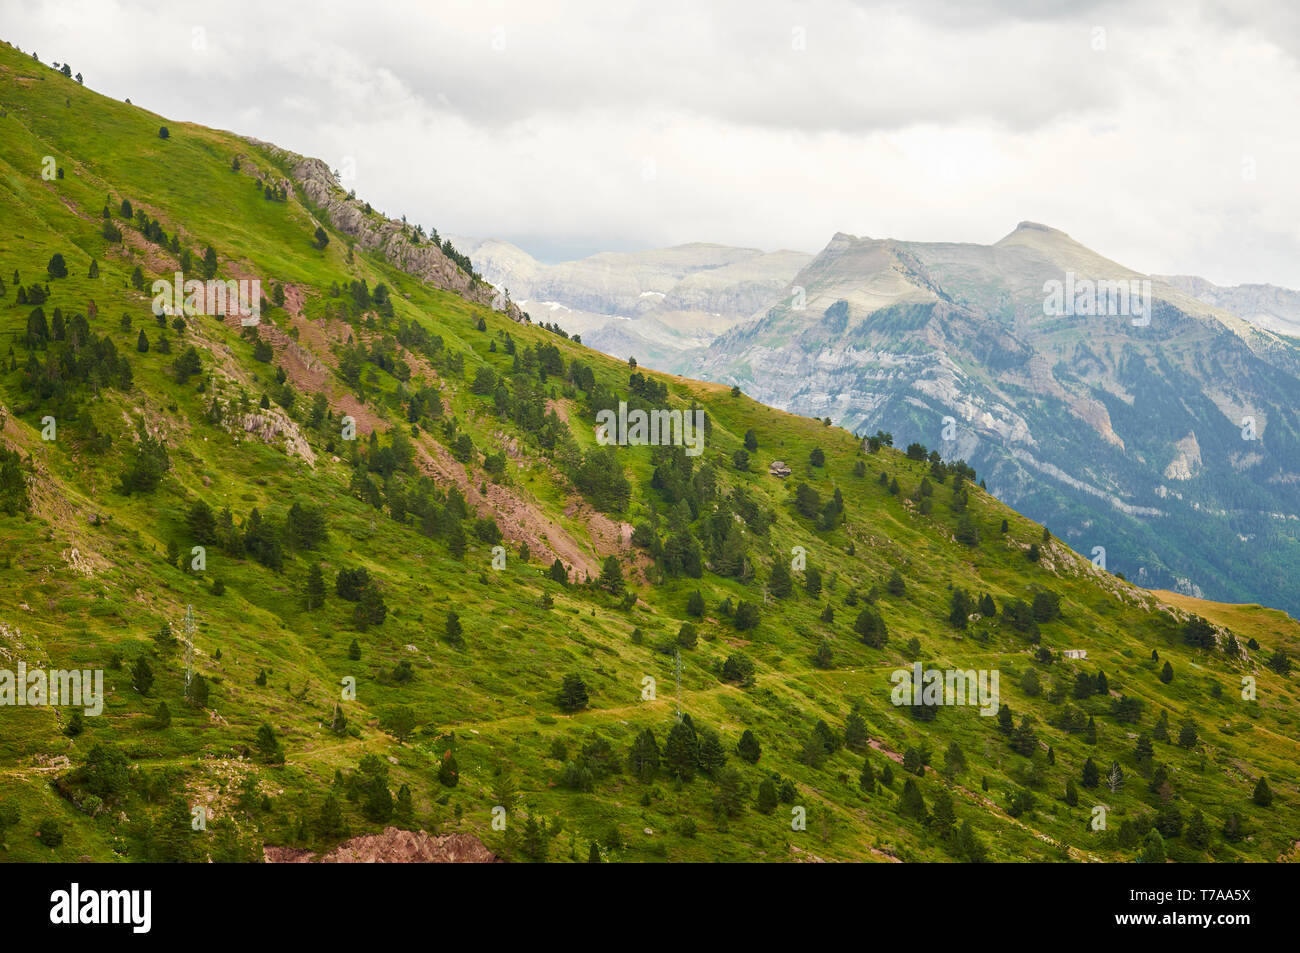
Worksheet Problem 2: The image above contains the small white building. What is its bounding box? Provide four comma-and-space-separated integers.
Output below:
1062, 649, 1087, 660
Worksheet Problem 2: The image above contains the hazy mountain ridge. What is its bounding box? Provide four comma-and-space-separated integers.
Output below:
453, 236, 810, 365
1158, 274, 1300, 339
702, 224, 1300, 613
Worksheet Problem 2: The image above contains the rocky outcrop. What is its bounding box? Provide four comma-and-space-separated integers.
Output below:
264, 828, 499, 863
245, 140, 524, 322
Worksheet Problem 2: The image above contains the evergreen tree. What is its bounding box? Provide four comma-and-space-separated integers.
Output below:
942, 741, 967, 778
844, 708, 869, 752
131, 656, 154, 694
599, 555, 624, 593
445, 609, 463, 645
1137, 829, 1166, 863
956, 821, 987, 862
768, 557, 792, 598
664, 719, 699, 781
305, 562, 326, 610
1081, 757, 1100, 788
1253, 777, 1273, 807
557, 673, 589, 712
756, 777, 778, 813
330, 704, 348, 736
996, 703, 1013, 734
859, 755, 876, 794
1159, 660, 1174, 683
930, 790, 956, 839
898, 778, 927, 820
853, 606, 888, 648
627, 728, 660, 781
1152, 709, 1170, 743
737, 729, 761, 764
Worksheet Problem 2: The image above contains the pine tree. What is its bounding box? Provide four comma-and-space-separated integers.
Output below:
1152, 709, 1170, 742
737, 729, 761, 764
305, 562, 326, 609
664, 719, 699, 781
853, 606, 888, 648
347, 639, 361, 660
446, 519, 467, 558
844, 709, 869, 752
996, 703, 1013, 734
136, 328, 149, 352
1137, 829, 1166, 863
1185, 809, 1211, 849
557, 673, 588, 712
898, 778, 927, 820
686, 589, 705, 617
1159, 660, 1174, 683
942, 741, 967, 778
1081, 757, 1100, 788
131, 656, 154, 694
768, 557, 792, 598
330, 704, 348, 736
599, 555, 624, 593
859, 755, 877, 794
756, 777, 778, 814
930, 790, 956, 839
445, 610, 463, 645
1064, 778, 1079, 806
627, 728, 660, 781
1253, 777, 1273, 807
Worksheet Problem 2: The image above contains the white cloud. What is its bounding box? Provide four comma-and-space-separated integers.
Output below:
6, 0, 1300, 284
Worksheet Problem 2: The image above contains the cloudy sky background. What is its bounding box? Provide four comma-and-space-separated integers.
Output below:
5, 0, 1300, 285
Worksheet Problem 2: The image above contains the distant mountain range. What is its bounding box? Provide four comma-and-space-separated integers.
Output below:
465, 225, 1300, 615
1158, 274, 1300, 338
449, 237, 810, 369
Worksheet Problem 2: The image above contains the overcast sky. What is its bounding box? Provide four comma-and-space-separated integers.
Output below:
6, 0, 1300, 285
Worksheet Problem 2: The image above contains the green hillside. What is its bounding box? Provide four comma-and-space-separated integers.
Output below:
1, 40, 1297, 864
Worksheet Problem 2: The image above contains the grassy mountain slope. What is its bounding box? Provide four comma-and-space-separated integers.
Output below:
1, 42, 1298, 864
